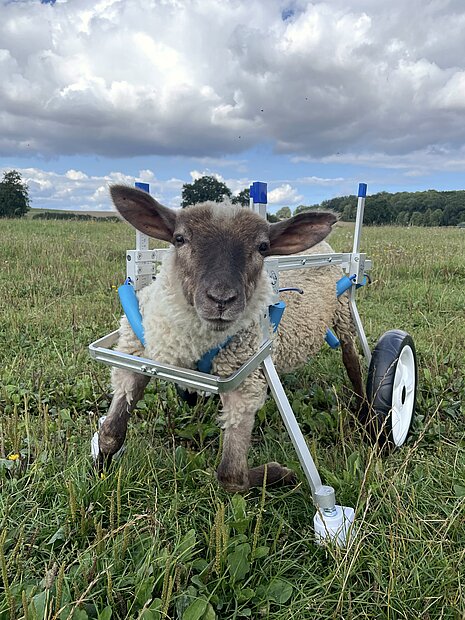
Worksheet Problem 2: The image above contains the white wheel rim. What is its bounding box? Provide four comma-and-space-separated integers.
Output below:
391, 345, 416, 446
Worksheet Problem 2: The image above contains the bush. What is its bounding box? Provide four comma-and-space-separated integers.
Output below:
32, 212, 120, 222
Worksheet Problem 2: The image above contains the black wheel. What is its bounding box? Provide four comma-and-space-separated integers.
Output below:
365, 330, 418, 447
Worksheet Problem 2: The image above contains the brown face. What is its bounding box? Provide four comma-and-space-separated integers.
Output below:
110, 185, 337, 331
172, 205, 271, 330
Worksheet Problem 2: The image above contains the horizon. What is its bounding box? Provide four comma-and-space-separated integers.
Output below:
1, 1, 465, 214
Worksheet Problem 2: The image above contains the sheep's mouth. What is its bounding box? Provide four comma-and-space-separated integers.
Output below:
204, 317, 235, 332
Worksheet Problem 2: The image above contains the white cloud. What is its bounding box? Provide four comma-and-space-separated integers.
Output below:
293, 144, 465, 176
296, 176, 346, 185
65, 169, 88, 181
1, 0, 465, 165
1, 166, 181, 211
189, 170, 225, 183
268, 184, 303, 205
434, 71, 465, 110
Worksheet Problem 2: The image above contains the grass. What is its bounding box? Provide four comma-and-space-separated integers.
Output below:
0, 218, 464, 619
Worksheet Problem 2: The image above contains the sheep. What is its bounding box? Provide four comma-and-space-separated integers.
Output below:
97, 185, 365, 492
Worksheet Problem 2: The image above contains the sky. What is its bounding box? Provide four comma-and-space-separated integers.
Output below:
1, 0, 465, 212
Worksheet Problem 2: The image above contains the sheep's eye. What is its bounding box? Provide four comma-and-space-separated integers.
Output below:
174, 234, 185, 246
258, 242, 269, 254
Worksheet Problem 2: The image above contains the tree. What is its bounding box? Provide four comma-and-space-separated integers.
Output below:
423, 208, 433, 226
409, 211, 424, 226
294, 203, 320, 214
341, 201, 357, 221
396, 211, 409, 226
232, 188, 250, 207
364, 192, 392, 225
181, 175, 232, 208
0, 170, 30, 218
275, 206, 292, 220
430, 208, 443, 226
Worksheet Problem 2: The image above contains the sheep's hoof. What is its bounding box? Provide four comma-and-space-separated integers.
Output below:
176, 386, 199, 407
219, 480, 251, 493
248, 462, 297, 488
94, 451, 113, 476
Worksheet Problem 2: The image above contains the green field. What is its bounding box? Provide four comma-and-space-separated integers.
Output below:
0, 219, 464, 619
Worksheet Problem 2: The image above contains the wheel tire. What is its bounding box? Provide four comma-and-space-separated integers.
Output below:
366, 330, 418, 447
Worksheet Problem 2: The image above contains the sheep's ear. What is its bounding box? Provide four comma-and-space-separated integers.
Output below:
267, 211, 337, 255
110, 185, 176, 242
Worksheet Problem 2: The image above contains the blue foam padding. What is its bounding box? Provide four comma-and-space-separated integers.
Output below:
118, 283, 146, 346
269, 301, 286, 333
336, 275, 354, 297
336, 275, 368, 297
325, 328, 340, 349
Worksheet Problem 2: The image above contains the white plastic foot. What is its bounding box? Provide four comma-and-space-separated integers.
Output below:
314, 505, 355, 547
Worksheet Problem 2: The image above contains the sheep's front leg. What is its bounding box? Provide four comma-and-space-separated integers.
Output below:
216, 392, 255, 492
97, 368, 150, 470
216, 373, 296, 492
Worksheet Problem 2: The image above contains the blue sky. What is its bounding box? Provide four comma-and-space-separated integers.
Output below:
1, 0, 465, 212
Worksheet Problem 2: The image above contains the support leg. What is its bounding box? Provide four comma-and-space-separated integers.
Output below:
261, 356, 321, 497
349, 289, 372, 364
263, 355, 356, 546
262, 355, 335, 508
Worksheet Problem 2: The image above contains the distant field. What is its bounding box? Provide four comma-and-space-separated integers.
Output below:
0, 219, 464, 619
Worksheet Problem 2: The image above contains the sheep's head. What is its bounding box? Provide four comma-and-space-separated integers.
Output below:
110, 186, 337, 331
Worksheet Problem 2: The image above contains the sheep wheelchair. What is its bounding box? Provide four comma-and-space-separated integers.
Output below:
89, 181, 418, 546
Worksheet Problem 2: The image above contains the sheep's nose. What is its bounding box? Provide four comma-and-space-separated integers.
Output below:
206, 287, 238, 308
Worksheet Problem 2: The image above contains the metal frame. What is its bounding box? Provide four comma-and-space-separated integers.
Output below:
90, 181, 372, 543
90, 331, 274, 395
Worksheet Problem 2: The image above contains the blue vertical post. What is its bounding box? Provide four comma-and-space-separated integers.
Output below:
250, 181, 267, 219
135, 182, 150, 194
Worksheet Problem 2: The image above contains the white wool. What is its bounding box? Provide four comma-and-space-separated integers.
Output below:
131, 249, 273, 369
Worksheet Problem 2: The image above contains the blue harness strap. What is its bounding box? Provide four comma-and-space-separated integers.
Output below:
198, 301, 287, 373
196, 339, 232, 373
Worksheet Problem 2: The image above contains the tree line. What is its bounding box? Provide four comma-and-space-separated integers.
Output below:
310, 190, 465, 227
183, 177, 465, 226
2, 170, 464, 227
